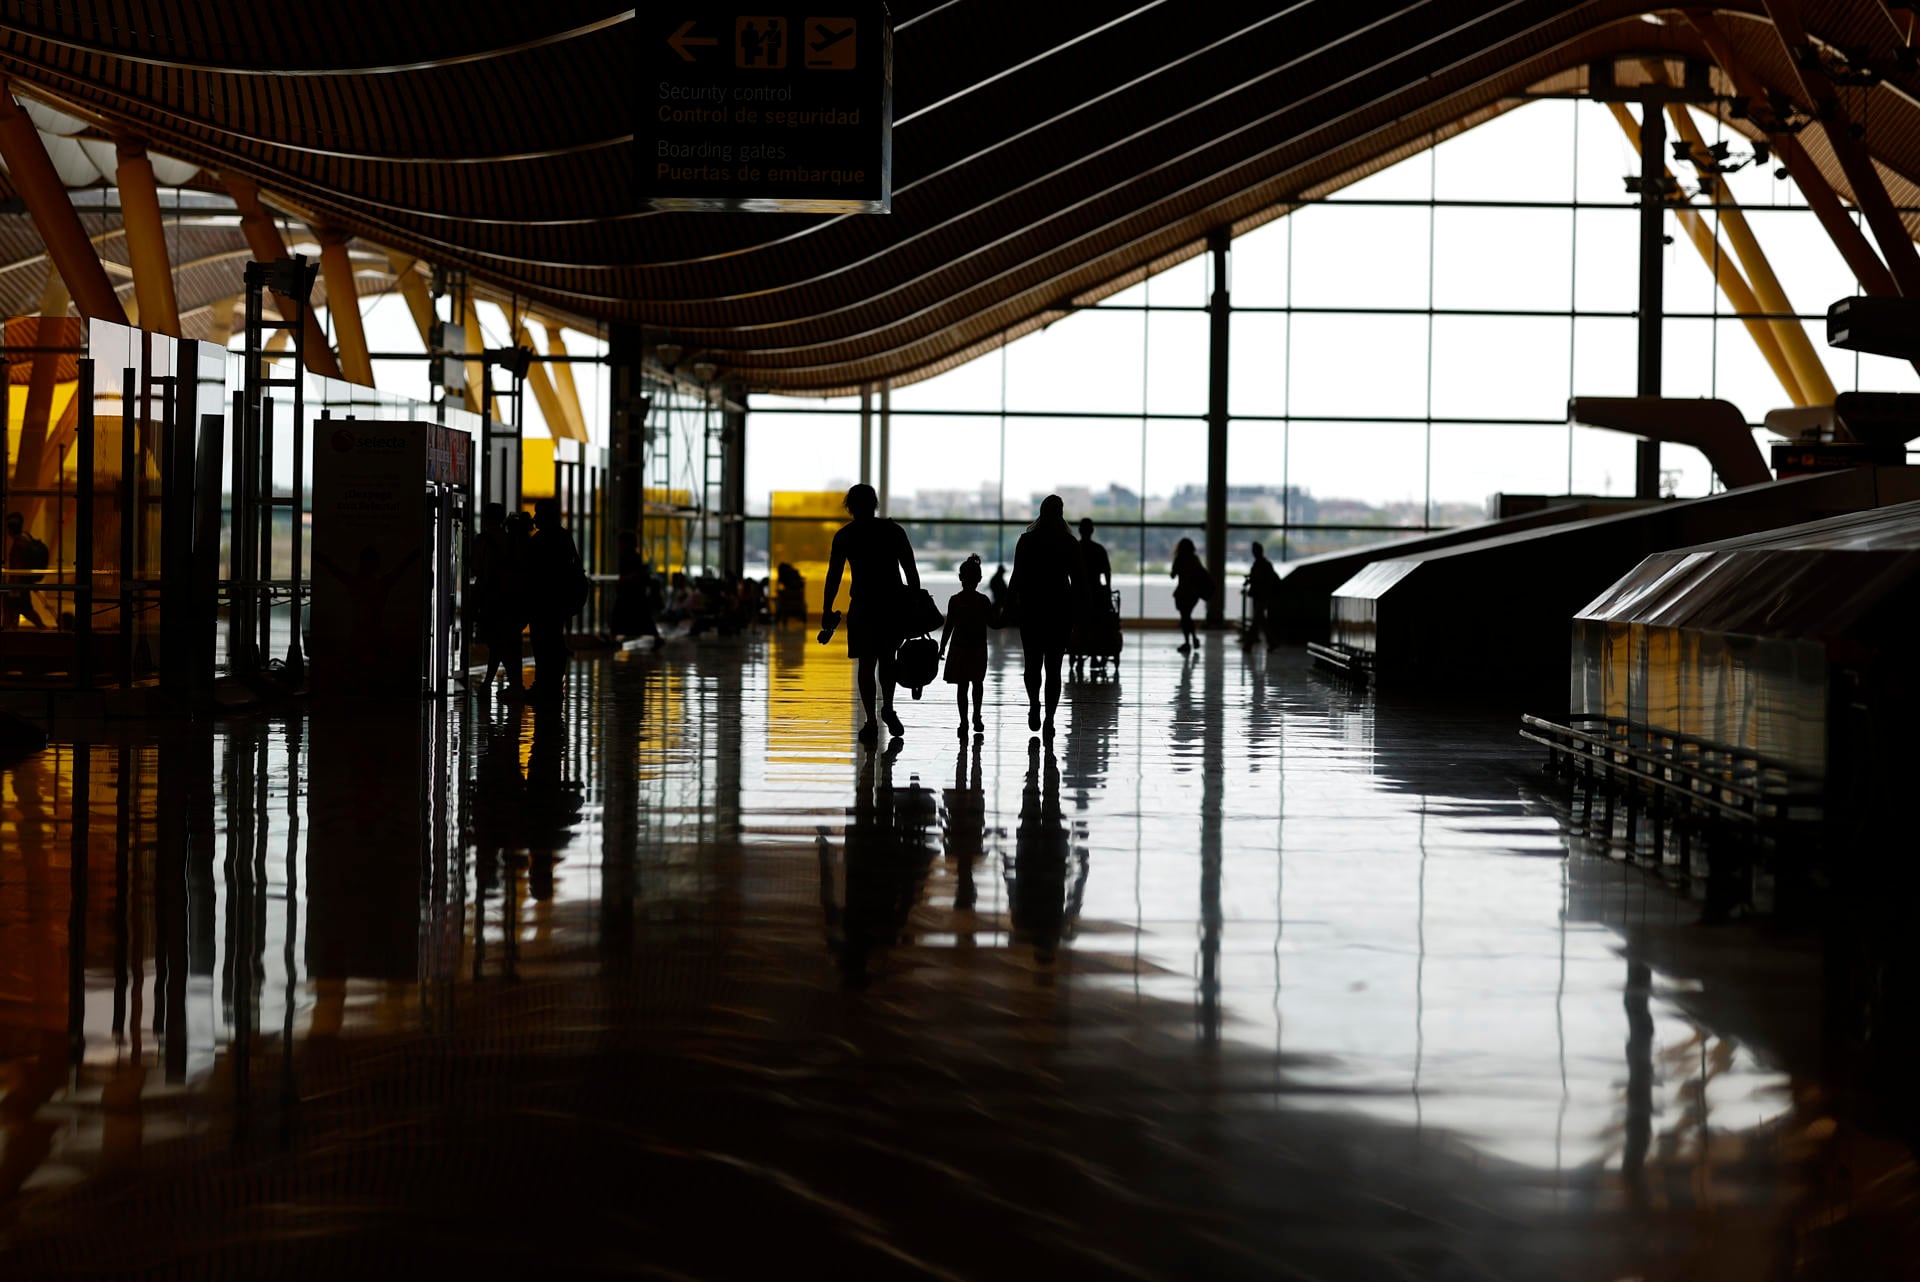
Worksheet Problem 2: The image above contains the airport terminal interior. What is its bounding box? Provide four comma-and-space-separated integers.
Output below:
7, 2, 1920, 1278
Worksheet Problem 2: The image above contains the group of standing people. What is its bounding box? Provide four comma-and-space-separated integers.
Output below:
820, 486, 1134, 745
470, 498, 583, 702
611, 538, 781, 643
818, 483, 1295, 746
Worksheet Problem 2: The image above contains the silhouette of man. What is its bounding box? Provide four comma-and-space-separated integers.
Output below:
526, 497, 581, 702
471, 503, 524, 695
1010, 495, 1081, 736
1244, 541, 1282, 650
1074, 518, 1111, 651
740, 20, 763, 66
3, 512, 46, 629
1076, 518, 1111, 598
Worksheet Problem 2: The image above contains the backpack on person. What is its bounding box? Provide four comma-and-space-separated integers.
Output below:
561, 555, 592, 618
19, 534, 49, 579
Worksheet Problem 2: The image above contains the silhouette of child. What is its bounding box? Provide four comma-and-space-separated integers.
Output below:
939, 554, 991, 734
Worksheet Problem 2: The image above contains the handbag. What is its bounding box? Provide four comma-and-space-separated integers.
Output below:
895, 635, 940, 699
893, 588, 944, 700
903, 587, 943, 638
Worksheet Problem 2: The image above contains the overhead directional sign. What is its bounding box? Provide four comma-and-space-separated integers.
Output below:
639, 4, 892, 213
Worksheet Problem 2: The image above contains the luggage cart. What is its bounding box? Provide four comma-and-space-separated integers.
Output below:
1068, 589, 1123, 679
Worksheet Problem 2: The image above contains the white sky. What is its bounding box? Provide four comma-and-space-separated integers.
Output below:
309, 290, 610, 446
305, 96, 1920, 522
742, 97, 1919, 518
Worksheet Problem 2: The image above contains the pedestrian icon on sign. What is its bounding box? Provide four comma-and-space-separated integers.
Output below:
804, 17, 856, 69
736, 17, 787, 69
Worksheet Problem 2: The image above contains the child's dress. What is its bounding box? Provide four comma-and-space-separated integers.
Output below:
943, 590, 990, 684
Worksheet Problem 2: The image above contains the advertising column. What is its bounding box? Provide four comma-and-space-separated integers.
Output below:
310, 422, 428, 696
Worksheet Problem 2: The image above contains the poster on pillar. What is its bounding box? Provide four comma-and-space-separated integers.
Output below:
637, 3, 891, 212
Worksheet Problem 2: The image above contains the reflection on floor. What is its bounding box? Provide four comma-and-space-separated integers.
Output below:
1, 633, 1916, 1278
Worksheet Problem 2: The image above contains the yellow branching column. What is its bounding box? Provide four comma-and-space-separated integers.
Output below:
114, 137, 181, 337
542, 323, 592, 443
462, 297, 485, 412
1607, 102, 1805, 405
514, 321, 586, 443
11, 268, 68, 500
206, 296, 238, 348
384, 250, 478, 410
1762, 0, 1920, 297
1655, 89, 1836, 404
223, 174, 344, 380
384, 251, 436, 343
1685, 11, 1898, 300
0, 84, 126, 326
318, 230, 374, 387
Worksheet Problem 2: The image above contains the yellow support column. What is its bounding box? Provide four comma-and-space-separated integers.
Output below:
384, 251, 436, 343
0, 84, 126, 325
512, 320, 579, 443
1608, 102, 1805, 405
317, 230, 374, 387
462, 297, 485, 413
11, 267, 68, 499
114, 137, 181, 337
384, 251, 479, 410
541, 322, 592, 444
222, 173, 344, 380
206, 296, 238, 348
1661, 98, 1836, 404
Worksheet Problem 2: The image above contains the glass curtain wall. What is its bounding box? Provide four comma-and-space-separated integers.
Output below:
738, 97, 1918, 619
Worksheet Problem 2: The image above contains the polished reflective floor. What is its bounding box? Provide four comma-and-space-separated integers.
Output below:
2, 633, 1917, 1279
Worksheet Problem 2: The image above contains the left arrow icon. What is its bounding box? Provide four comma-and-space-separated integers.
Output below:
668, 20, 719, 61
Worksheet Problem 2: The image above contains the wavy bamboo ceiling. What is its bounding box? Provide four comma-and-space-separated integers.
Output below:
0, 2, 1917, 392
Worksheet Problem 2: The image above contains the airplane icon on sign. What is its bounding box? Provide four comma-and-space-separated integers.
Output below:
804, 17, 856, 69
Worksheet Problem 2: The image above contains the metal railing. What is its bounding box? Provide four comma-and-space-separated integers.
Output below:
1520, 712, 1824, 828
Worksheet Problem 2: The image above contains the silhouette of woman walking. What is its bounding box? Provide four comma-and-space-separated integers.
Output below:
819, 483, 921, 747
1010, 494, 1080, 737
1170, 537, 1211, 653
